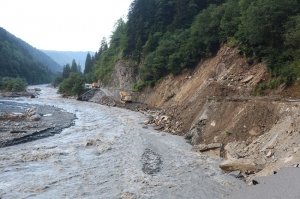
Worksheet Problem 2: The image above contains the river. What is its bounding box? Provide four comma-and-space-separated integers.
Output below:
0, 85, 244, 199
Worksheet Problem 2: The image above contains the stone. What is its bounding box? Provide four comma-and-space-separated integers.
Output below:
266, 150, 273, 158
241, 75, 254, 83
25, 106, 37, 117
154, 126, 163, 130
219, 158, 256, 172
192, 143, 222, 152
30, 114, 42, 121
143, 120, 149, 125
210, 121, 216, 127
84, 139, 94, 147
192, 143, 222, 157
249, 125, 261, 136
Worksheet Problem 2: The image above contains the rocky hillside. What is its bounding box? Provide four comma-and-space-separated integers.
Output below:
101, 44, 300, 178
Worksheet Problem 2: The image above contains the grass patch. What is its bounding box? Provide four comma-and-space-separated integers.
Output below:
225, 130, 232, 136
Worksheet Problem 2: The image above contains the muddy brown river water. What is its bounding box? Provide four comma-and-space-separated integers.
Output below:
0, 85, 244, 198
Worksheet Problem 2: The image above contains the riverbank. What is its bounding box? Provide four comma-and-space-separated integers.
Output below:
0, 100, 75, 148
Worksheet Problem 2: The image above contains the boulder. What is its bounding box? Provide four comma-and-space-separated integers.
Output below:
266, 150, 273, 158
29, 113, 42, 121
249, 125, 262, 136
241, 75, 254, 83
143, 120, 149, 125
219, 158, 256, 172
25, 106, 37, 117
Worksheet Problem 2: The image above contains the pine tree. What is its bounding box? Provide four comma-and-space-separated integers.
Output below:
71, 59, 78, 73
84, 53, 92, 74
62, 64, 71, 79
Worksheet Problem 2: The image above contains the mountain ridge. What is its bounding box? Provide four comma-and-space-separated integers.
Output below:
41, 50, 95, 70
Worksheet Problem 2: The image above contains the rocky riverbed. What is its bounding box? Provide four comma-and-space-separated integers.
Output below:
0, 85, 245, 198
0, 101, 75, 148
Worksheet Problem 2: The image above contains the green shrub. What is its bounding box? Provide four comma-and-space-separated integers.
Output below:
133, 80, 156, 91
251, 83, 266, 96
0, 77, 27, 92
225, 130, 232, 136
58, 72, 85, 96
246, 57, 255, 65
227, 37, 239, 47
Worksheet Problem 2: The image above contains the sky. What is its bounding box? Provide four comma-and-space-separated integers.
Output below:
0, 0, 133, 52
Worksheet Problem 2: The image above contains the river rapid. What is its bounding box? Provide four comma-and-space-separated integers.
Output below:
0, 85, 244, 199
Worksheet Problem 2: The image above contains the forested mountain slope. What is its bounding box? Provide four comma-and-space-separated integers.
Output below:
86, 0, 300, 91
13, 37, 62, 72
42, 50, 92, 71
0, 27, 60, 84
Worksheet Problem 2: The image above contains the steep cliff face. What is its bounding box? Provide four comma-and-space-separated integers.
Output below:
106, 60, 138, 90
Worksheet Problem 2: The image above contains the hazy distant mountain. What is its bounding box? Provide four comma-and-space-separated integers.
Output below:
0, 27, 61, 84
41, 50, 94, 71
12, 38, 63, 72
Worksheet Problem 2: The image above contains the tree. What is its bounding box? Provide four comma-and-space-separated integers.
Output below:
77, 63, 82, 73
238, 0, 299, 48
62, 64, 71, 79
71, 59, 78, 73
84, 52, 92, 74
52, 76, 63, 88
0, 77, 27, 92
58, 72, 84, 96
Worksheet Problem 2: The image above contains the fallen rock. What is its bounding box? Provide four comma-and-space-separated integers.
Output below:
241, 75, 254, 83
154, 126, 163, 130
25, 106, 37, 117
143, 120, 149, 125
192, 143, 222, 152
266, 150, 273, 158
29, 114, 42, 121
249, 125, 262, 136
219, 158, 256, 172
192, 143, 222, 157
